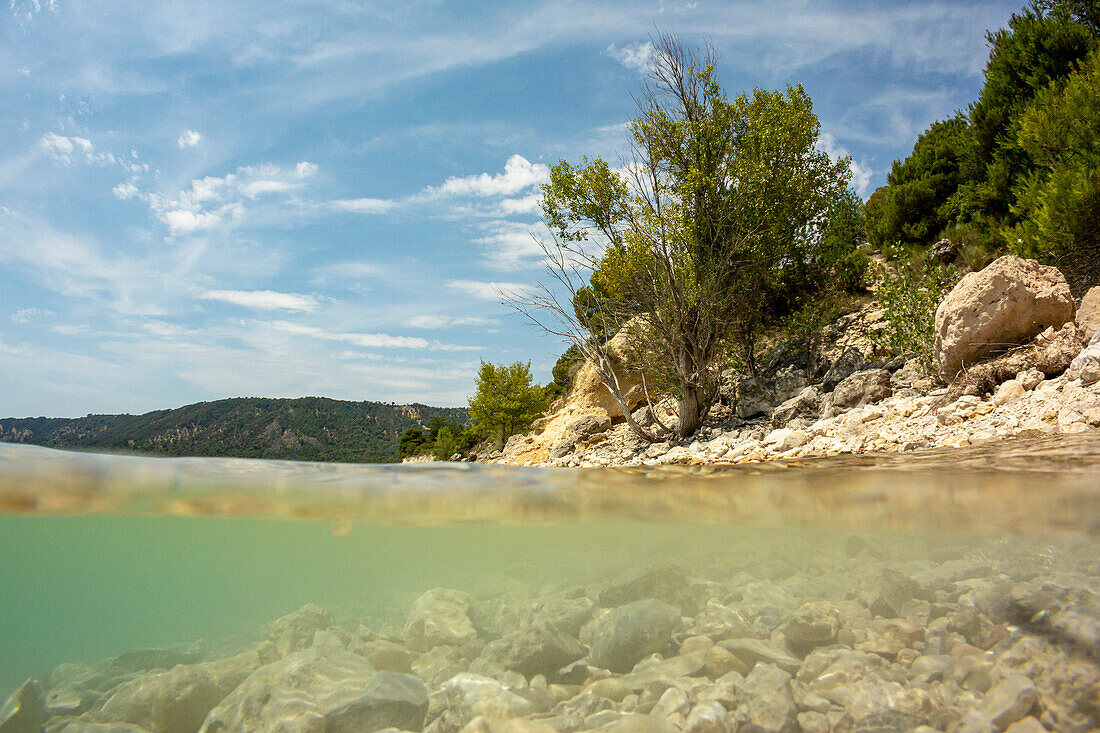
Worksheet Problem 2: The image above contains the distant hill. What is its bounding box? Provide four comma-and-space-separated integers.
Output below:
0, 397, 469, 463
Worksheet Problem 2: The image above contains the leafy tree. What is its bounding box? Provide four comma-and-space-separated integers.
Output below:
519, 34, 859, 440
863, 116, 974, 249
963, 2, 1095, 222
399, 427, 426, 458
468, 361, 549, 447
1010, 46, 1100, 290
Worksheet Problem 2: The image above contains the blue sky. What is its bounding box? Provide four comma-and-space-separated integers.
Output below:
1, 0, 1020, 417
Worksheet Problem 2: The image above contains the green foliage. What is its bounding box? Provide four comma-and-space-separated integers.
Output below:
1008, 47, 1100, 290
871, 252, 954, 369
866, 4, 1096, 261
0, 397, 469, 463
399, 417, 481, 460
863, 116, 975, 249
546, 345, 583, 400
468, 361, 550, 447
964, 3, 1095, 221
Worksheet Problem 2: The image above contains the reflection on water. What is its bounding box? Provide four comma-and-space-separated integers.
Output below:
0, 438, 1098, 731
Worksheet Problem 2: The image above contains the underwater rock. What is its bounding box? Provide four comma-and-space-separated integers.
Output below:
0, 679, 46, 733
589, 600, 681, 673
201, 646, 428, 733
354, 638, 417, 674
717, 638, 801, 675
731, 664, 797, 732
438, 674, 535, 731
260, 603, 336, 655
476, 622, 586, 679
597, 564, 690, 612
781, 601, 840, 657
97, 665, 223, 733
406, 589, 479, 653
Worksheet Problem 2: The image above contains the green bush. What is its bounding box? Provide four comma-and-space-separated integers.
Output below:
871, 252, 955, 370
1008, 47, 1100, 291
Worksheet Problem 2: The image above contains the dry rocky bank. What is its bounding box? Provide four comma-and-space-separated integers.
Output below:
487, 256, 1100, 469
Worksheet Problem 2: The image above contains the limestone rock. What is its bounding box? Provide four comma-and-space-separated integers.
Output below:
477, 623, 585, 678
200, 647, 428, 733
934, 255, 1075, 380
0, 680, 46, 733
772, 366, 809, 404
405, 588, 478, 653
823, 348, 868, 393
441, 674, 535, 729
771, 386, 822, 427
598, 564, 690, 611
589, 600, 681, 673
260, 603, 335, 655
735, 378, 773, 419
1077, 286, 1100, 341
823, 369, 892, 417
97, 665, 224, 733
781, 602, 840, 656
1067, 331, 1100, 386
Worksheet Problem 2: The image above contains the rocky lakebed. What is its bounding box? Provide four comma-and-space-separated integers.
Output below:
4, 528, 1099, 733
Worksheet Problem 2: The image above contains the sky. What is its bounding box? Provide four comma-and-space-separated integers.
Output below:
1, 0, 1022, 417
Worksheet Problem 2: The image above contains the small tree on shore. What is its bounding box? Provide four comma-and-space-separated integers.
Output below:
468, 361, 549, 447
512, 33, 859, 441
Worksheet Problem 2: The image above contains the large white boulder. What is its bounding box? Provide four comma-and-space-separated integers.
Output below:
934, 255, 1075, 381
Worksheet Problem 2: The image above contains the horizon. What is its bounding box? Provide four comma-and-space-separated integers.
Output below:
2, 0, 1020, 418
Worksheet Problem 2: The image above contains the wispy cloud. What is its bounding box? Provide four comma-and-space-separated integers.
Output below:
177, 129, 203, 148
200, 289, 320, 312
404, 314, 500, 329
11, 307, 53, 323
446, 279, 533, 301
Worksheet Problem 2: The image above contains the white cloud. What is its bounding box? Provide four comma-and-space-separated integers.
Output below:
271, 321, 430, 350
11, 307, 52, 323
201, 289, 320, 312
429, 154, 549, 198
39, 133, 94, 163
124, 160, 317, 236
446, 279, 532, 301
606, 41, 655, 74
330, 198, 396, 214
404, 314, 499, 329
471, 220, 549, 271
818, 132, 874, 197
177, 129, 203, 148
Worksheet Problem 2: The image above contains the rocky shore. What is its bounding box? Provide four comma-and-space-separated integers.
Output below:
7, 531, 1099, 733
489, 257, 1100, 468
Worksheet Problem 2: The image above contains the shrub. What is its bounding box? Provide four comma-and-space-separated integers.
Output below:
871, 251, 955, 370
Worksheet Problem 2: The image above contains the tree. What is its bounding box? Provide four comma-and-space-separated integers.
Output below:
1010, 46, 1100, 290
516, 33, 858, 440
863, 116, 974, 249
468, 361, 549, 447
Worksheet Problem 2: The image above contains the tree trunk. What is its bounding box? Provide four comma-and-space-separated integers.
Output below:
499, 425, 506, 449
677, 385, 704, 439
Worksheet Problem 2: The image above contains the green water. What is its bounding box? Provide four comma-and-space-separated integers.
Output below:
3, 440, 1100, 730
0, 514, 785, 690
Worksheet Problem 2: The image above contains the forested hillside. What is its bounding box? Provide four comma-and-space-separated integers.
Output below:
0, 397, 468, 463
